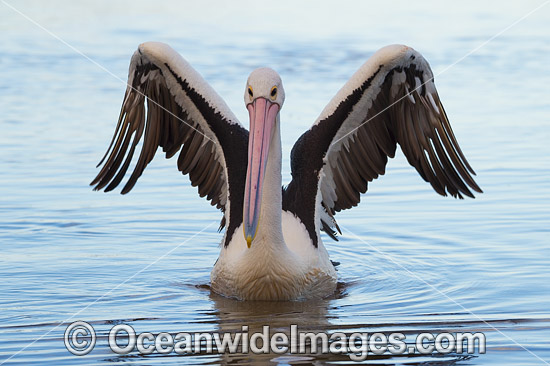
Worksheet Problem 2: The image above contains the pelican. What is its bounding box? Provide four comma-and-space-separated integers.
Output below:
91, 42, 482, 301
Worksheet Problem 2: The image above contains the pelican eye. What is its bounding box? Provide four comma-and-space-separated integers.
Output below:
248, 86, 253, 98
270, 86, 278, 99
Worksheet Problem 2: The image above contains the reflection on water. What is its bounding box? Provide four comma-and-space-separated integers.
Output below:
1, 0, 550, 365
204, 293, 486, 365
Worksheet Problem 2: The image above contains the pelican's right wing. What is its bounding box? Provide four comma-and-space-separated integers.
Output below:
91, 42, 249, 246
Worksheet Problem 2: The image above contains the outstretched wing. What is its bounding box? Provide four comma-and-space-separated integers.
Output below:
91, 42, 249, 246
283, 45, 482, 246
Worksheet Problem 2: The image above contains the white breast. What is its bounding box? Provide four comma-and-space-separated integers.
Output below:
210, 211, 337, 300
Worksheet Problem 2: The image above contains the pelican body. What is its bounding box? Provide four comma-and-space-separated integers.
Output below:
91, 42, 481, 300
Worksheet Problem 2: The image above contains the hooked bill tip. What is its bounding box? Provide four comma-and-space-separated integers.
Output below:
246, 235, 252, 248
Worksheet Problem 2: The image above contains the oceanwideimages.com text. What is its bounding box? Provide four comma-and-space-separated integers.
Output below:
65, 321, 486, 361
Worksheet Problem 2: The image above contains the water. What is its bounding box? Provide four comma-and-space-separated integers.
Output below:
1, 0, 549, 364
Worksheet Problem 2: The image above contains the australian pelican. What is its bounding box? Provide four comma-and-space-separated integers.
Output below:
91, 42, 482, 301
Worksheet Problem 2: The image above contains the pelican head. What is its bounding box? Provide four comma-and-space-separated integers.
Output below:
243, 68, 285, 248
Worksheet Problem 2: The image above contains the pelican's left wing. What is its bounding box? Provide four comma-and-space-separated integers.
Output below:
283, 45, 482, 246
91, 42, 249, 246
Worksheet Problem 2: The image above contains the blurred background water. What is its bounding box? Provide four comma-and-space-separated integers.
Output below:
0, 0, 549, 364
